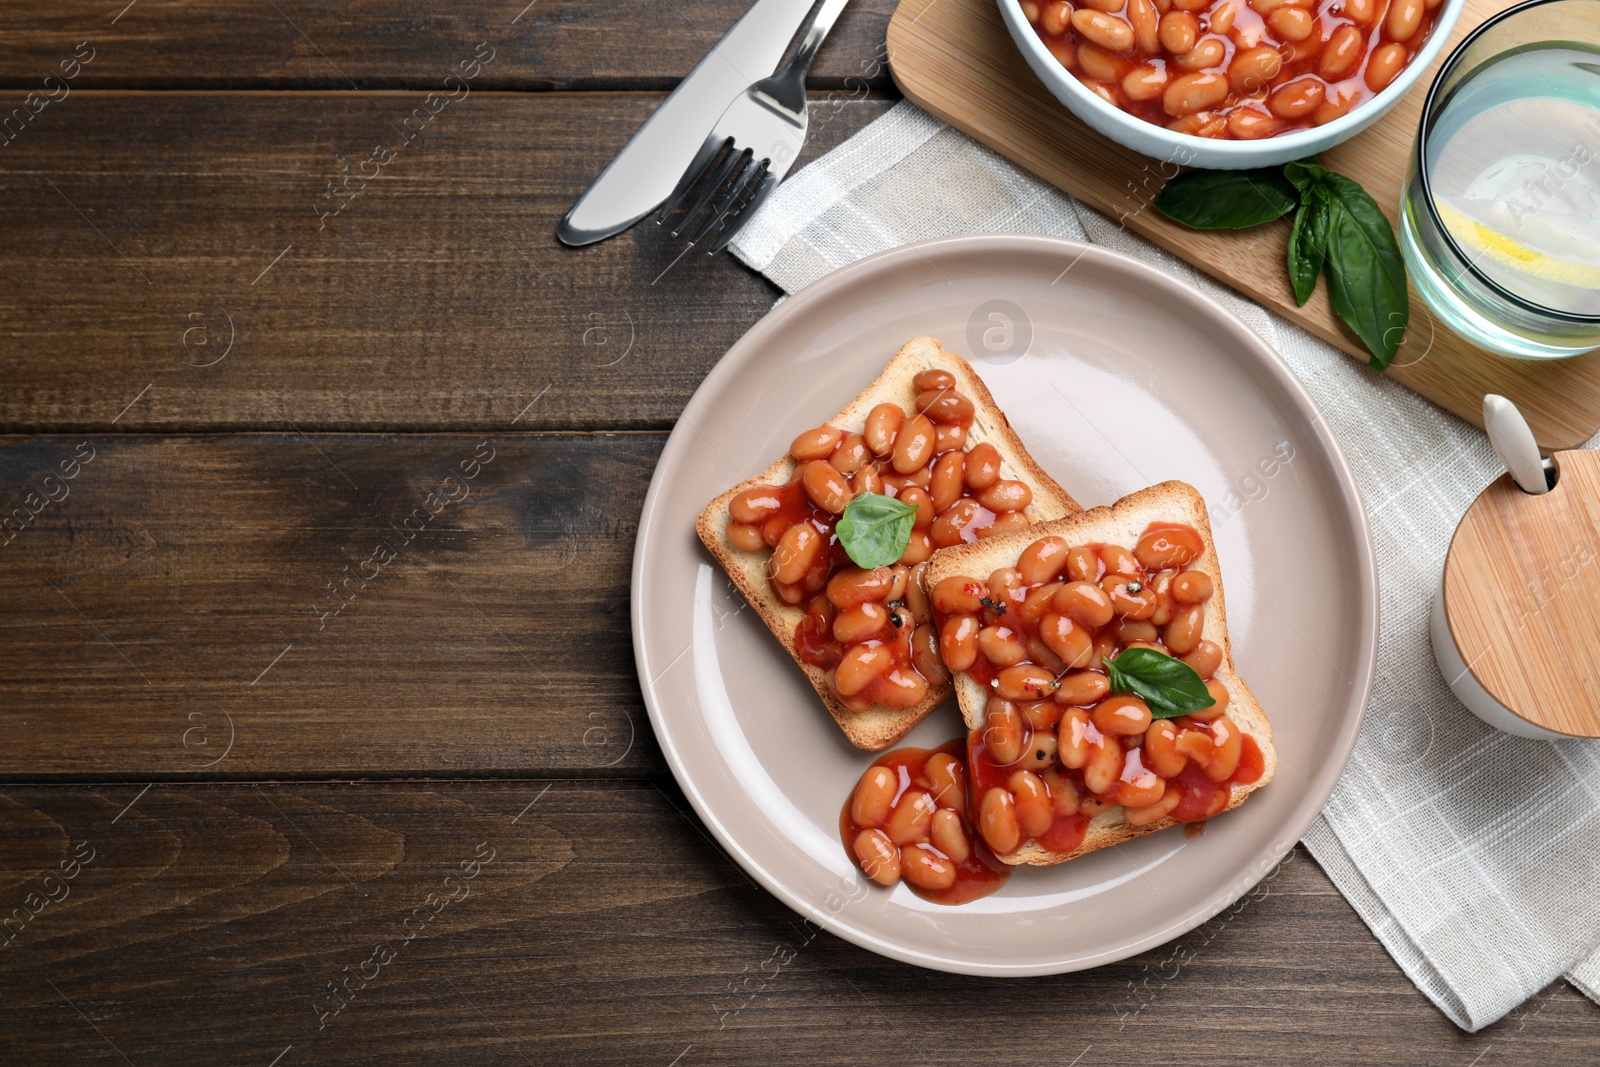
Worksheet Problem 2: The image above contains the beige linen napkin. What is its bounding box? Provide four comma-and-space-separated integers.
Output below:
728, 101, 1600, 1032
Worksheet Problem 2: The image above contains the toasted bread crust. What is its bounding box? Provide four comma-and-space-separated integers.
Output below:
695, 337, 1080, 751
921, 480, 1277, 864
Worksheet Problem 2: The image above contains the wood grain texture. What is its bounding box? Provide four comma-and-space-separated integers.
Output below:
1442, 451, 1600, 736
886, 0, 1600, 450
0, 0, 897, 90
0, 434, 665, 777
2, 781, 1595, 1066
0, 92, 892, 434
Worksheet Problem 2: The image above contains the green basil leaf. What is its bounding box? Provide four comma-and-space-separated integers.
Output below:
1282, 158, 1329, 197
1287, 184, 1331, 307
1103, 647, 1216, 720
835, 493, 917, 569
1320, 172, 1409, 371
1154, 168, 1300, 230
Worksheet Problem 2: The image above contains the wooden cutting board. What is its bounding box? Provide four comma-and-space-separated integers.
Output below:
885, 0, 1600, 450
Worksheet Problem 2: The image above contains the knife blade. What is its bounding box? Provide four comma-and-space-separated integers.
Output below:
557, 0, 819, 246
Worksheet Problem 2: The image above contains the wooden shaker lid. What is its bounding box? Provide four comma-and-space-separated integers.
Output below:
1442, 450, 1600, 737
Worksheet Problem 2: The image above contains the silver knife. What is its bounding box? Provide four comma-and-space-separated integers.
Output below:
557, 0, 819, 246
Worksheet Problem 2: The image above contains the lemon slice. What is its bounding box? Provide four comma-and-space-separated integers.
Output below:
1436, 196, 1600, 292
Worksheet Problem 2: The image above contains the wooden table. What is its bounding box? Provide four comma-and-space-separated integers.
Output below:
0, 4, 1592, 1063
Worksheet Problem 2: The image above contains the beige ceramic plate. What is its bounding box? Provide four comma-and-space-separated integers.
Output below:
632, 235, 1377, 975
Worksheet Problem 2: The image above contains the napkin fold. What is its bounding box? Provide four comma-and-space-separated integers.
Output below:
729, 102, 1600, 1031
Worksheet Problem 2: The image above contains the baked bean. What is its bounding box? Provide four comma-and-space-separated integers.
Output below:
1021, 698, 1060, 732
978, 479, 1032, 513
1266, 5, 1314, 39
1123, 63, 1171, 101
1009, 770, 1055, 837
1040, 0, 1073, 35
1053, 580, 1114, 629
884, 788, 936, 845
834, 602, 890, 644
935, 422, 967, 453
1164, 69, 1222, 116
863, 403, 905, 456
1065, 545, 1100, 583
901, 843, 957, 891
1073, 8, 1136, 51
930, 498, 982, 547
923, 752, 966, 809
1103, 575, 1157, 619
1017, 537, 1070, 586
1124, 787, 1183, 826
1057, 707, 1092, 768
727, 522, 765, 552
1028, 635, 1066, 674
828, 566, 894, 609
1173, 36, 1226, 71
1268, 76, 1325, 118
915, 388, 975, 425
1100, 543, 1141, 577
1157, 9, 1199, 53
1083, 732, 1123, 795
829, 433, 871, 474
981, 512, 1033, 539
1078, 41, 1131, 81
729, 486, 781, 524
1246, 0, 1306, 11
1086, 77, 1117, 105
1079, 794, 1117, 817
997, 664, 1060, 702
1203, 716, 1243, 780
911, 623, 944, 682
991, 567, 1026, 608
1182, 639, 1223, 680
1134, 526, 1203, 570
1081, 0, 1123, 9
1041, 767, 1081, 816
802, 460, 852, 514
1190, 677, 1231, 721
1148, 570, 1176, 626
978, 787, 1021, 854
898, 485, 935, 530
1227, 107, 1282, 139
1038, 612, 1095, 669
1172, 0, 1209, 10
1116, 748, 1168, 808
770, 523, 821, 583
1129, 0, 1161, 51
1319, 23, 1364, 79
983, 697, 1026, 764
790, 425, 842, 461
1114, 618, 1160, 645
1365, 42, 1407, 91
1313, 90, 1359, 125
929, 809, 971, 864
1021, 0, 1042, 19
772, 579, 806, 605
1167, 111, 1227, 137
1207, 0, 1238, 33
1387, 0, 1423, 41
940, 613, 980, 671
1164, 603, 1205, 654
900, 530, 933, 564
854, 829, 901, 885
929, 451, 966, 512
851, 466, 882, 497
912, 368, 956, 392
1171, 569, 1212, 604
906, 562, 932, 618
1093, 694, 1154, 736
1092, 630, 1119, 666
892, 414, 936, 474
835, 643, 892, 696
1344, 0, 1375, 20
1226, 45, 1281, 95
932, 575, 986, 614
963, 442, 1001, 490
1055, 670, 1111, 706
1020, 581, 1064, 626
1144, 718, 1188, 777
978, 624, 1029, 667
851, 765, 899, 827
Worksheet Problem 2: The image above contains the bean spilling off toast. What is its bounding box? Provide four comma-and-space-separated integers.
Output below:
696, 337, 1276, 905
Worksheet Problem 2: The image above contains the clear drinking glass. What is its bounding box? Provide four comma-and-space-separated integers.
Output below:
1400, 0, 1600, 359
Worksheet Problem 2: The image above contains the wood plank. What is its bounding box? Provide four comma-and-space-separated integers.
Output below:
0, 92, 892, 434
0, 0, 897, 90
0, 434, 665, 777
886, 0, 1600, 450
1, 781, 1594, 1065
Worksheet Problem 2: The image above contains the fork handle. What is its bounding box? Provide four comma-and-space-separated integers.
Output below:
786, 0, 851, 78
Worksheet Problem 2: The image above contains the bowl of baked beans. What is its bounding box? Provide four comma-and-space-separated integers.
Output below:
999, 0, 1465, 167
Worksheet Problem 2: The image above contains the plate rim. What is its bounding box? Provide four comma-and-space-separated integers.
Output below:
631, 233, 1379, 976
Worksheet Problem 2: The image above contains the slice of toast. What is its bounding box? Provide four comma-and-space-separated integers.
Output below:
696, 337, 1080, 751
921, 480, 1277, 864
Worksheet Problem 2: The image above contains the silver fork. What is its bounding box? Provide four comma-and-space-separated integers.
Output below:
656, 0, 851, 254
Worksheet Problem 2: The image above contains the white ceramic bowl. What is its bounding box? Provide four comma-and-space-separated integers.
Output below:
997, 0, 1467, 169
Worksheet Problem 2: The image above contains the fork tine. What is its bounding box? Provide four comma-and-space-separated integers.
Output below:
670, 145, 749, 238
656, 135, 726, 226
688, 154, 765, 248
708, 167, 778, 254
